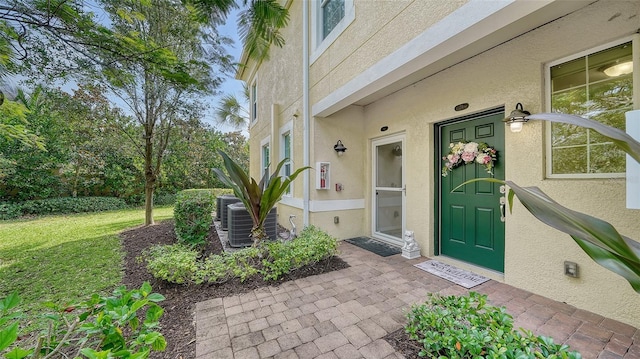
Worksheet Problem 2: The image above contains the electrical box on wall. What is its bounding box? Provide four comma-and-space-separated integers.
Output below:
316, 162, 330, 190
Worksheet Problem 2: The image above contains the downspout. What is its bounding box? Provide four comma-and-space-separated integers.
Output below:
302, 0, 310, 226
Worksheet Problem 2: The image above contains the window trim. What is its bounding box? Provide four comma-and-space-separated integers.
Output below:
544, 35, 638, 179
260, 135, 271, 178
280, 121, 294, 196
310, 0, 355, 63
250, 80, 258, 124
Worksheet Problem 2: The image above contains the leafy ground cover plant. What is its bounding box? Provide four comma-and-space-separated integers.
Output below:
406, 292, 581, 358
0, 283, 166, 359
144, 225, 338, 284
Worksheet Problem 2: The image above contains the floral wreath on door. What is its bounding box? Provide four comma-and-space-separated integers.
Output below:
442, 141, 497, 177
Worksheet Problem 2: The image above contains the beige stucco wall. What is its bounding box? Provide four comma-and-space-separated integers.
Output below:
244, 1, 370, 237
243, 0, 640, 326
354, 0, 640, 326
246, 0, 304, 183
310, 105, 366, 239
310, 0, 469, 103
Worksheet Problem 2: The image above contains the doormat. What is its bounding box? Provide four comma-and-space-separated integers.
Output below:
414, 260, 490, 289
344, 237, 401, 257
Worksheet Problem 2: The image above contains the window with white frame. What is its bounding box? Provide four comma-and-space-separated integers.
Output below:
280, 122, 293, 196
547, 38, 635, 177
311, 0, 354, 61
322, 0, 344, 39
250, 81, 258, 123
260, 137, 270, 179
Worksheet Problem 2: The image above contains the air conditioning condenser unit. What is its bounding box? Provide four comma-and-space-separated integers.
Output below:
227, 203, 277, 247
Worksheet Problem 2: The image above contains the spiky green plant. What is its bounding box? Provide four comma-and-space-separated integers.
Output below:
213, 150, 310, 245
457, 112, 640, 293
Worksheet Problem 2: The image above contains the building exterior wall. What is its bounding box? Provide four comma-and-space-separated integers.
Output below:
240, 0, 640, 326
309, 0, 469, 103
358, 0, 640, 326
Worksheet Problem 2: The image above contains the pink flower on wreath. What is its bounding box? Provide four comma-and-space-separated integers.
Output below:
476, 153, 492, 164
461, 151, 476, 163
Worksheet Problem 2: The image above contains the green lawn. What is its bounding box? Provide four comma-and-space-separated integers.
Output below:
0, 206, 173, 328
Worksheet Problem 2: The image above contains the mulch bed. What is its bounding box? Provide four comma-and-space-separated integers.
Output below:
120, 220, 350, 358
384, 328, 423, 358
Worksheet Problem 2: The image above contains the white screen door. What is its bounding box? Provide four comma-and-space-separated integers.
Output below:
372, 134, 405, 246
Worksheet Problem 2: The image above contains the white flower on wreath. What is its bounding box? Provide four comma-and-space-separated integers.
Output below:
463, 142, 478, 154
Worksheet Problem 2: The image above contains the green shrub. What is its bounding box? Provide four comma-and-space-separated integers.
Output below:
261, 225, 338, 280
405, 292, 581, 358
144, 225, 339, 284
0, 202, 21, 220
174, 189, 215, 247
15, 197, 127, 217
176, 188, 233, 213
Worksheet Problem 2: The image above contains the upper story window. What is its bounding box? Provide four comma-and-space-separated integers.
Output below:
546, 37, 636, 178
280, 122, 293, 196
311, 0, 354, 62
250, 82, 258, 123
322, 0, 345, 39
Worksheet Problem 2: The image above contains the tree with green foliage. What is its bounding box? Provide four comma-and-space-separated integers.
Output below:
87, 0, 232, 225
0, 84, 143, 202
85, 0, 287, 225
0, 86, 67, 200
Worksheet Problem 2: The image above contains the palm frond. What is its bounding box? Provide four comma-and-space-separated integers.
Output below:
453, 110, 640, 293
214, 93, 248, 128
237, 0, 289, 61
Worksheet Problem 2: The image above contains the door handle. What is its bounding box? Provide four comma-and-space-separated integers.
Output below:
499, 196, 506, 222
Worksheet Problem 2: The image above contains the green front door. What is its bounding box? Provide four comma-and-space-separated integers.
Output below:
439, 111, 505, 272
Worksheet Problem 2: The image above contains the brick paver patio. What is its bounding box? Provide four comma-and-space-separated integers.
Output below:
195, 242, 640, 359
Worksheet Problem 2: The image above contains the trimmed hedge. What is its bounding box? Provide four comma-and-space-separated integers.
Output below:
177, 188, 233, 213
0, 202, 22, 220
1, 197, 128, 219
174, 189, 216, 247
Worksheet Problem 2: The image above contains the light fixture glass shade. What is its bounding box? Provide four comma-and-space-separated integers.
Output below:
509, 121, 524, 133
603, 61, 633, 77
504, 102, 530, 133
334, 140, 347, 155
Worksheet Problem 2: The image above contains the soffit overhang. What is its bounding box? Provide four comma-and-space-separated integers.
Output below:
312, 0, 594, 118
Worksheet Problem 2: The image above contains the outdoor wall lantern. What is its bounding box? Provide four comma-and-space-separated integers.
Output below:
504, 102, 531, 133
334, 140, 347, 156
